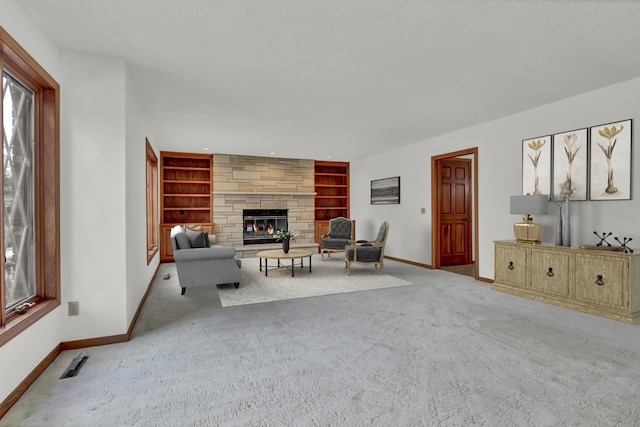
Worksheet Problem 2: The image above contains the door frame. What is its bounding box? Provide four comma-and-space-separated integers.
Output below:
431, 147, 479, 279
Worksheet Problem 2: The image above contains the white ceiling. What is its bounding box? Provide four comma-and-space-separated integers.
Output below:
17, 0, 640, 161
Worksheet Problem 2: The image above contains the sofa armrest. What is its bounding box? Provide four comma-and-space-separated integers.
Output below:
173, 246, 236, 262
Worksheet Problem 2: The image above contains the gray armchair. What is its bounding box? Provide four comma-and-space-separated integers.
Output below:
321, 217, 354, 259
170, 225, 241, 295
345, 221, 389, 275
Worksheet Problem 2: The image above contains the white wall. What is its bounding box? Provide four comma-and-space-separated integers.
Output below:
0, 0, 67, 405
0, 0, 159, 405
0, 0, 62, 80
125, 67, 160, 324
60, 51, 128, 337
352, 76, 640, 279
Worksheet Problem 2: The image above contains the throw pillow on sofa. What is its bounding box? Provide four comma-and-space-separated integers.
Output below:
174, 231, 191, 250
185, 225, 210, 247
185, 228, 207, 248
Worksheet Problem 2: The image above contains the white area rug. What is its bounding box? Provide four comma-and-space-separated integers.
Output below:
217, 254, 413, 306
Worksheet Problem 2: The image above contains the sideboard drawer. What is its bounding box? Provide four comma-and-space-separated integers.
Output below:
495, 243, 529, 289
530, 248, 572, 298
575, 254, 627, 310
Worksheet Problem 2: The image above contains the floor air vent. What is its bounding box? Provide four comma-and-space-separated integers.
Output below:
59, 352, 89, 379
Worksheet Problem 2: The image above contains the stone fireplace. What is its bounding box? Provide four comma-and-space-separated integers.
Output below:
212, 154, 316, 247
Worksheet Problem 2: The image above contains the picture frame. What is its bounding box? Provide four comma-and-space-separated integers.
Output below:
522, 135, 551, 197
552, 128, 588, 201
589, 119, 632, 201
371, 176, 400, 205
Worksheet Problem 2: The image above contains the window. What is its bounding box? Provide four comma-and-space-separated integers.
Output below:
0, 27, 60, 344
3, 71, 36, 310
146, 138, 158, 263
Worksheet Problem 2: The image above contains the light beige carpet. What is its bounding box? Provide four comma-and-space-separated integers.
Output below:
4, 260, 640, 425
217, 254, 413, 307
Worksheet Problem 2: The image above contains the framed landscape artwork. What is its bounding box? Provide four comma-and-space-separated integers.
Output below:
552, 128, 588, 201
589, 119, 632, 201
522, 135, 551, 197
371, 176, 400, 205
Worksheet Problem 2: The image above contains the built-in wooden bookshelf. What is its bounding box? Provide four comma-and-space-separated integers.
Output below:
160, 151, 213, 262
314, 161, 350, 244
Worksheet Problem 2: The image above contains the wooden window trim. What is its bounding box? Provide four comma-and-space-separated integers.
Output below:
0, 27, 60, 346
146, 139, 158, 264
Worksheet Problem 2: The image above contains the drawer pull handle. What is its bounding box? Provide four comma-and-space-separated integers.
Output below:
508, 261, 514, 270
595, 275, 604, 286
547, 267, 554, 277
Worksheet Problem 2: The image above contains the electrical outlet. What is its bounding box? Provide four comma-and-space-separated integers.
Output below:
68, 301, 79, 316
421, 207, 426, 214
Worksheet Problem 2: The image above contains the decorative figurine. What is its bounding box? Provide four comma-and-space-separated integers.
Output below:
593, 231, 613, 247
614, 237, 634, 254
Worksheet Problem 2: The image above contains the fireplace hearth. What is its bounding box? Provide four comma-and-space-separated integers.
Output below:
243, 209, 288, 245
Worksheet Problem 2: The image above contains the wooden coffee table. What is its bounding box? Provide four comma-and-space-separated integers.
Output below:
257, 249, 313, 277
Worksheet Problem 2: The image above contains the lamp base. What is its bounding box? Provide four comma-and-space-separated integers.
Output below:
513, 222, 543, 245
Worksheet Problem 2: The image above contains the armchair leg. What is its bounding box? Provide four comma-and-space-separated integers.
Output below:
181, 287, 186, 295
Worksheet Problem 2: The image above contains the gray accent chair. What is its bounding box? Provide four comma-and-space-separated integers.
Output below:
170, 225, 241, 295
345, 221, 389, 275
321, 217, 354, 259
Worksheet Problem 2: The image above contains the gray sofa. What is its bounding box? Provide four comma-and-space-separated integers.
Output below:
170, 225, 241, 295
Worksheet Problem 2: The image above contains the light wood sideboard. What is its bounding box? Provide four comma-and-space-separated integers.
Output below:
493, 241, 640, 323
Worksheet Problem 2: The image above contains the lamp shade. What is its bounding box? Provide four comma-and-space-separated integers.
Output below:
510, 195, 548, 215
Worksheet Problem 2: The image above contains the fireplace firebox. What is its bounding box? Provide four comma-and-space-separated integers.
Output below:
243, 209, 288, 245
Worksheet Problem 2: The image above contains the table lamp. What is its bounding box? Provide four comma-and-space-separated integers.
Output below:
510, 195, 548, 244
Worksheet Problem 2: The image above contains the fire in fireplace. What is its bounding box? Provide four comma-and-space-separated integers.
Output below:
243, 209, 288, 245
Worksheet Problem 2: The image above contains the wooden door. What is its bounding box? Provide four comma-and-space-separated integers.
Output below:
438, 159, 472, 266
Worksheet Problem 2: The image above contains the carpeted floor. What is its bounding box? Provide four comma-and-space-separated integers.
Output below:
2, 259, 640, 426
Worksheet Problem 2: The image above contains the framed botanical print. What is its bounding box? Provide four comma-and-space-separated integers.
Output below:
552, 128, 588, 201
589, 119, 632, 200
522, 135, 551, 197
